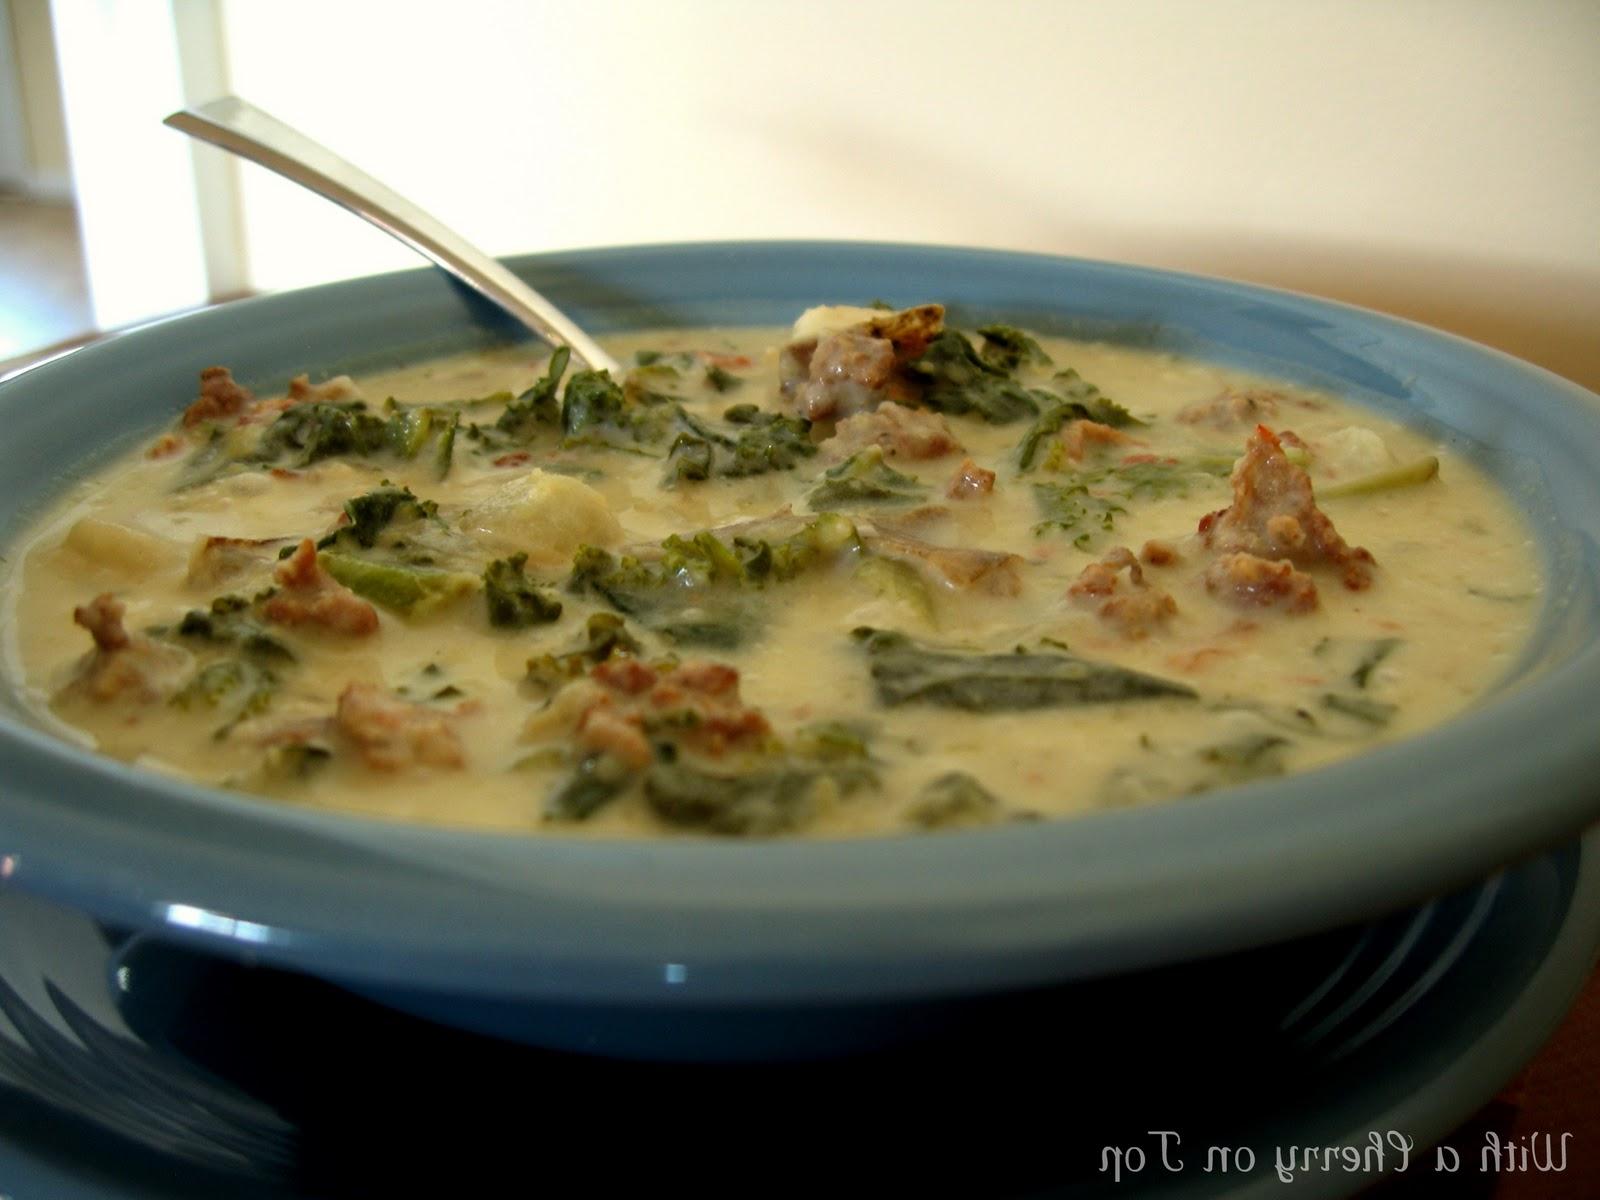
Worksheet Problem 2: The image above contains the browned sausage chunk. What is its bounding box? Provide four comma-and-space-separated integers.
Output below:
261, 540, 380, 637
66, 594, 190, 702
1177, 388, 1283, 429
824, 401, 961, 460
1198, 425, 1375, 589
1202, 552, 1319, 613
576, 658, 772, 767
335, 683, 464, 771
1068, 547, 1178, 637
946, 457, 997, 499
181, 366, 254, 428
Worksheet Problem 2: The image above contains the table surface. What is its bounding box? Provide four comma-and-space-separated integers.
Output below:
1374, 965, 1598, 1197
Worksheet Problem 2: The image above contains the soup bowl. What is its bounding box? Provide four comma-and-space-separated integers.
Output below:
1, 242, 1597, 1058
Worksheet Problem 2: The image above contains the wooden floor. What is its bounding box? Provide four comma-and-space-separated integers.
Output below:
0, 191, 93, 362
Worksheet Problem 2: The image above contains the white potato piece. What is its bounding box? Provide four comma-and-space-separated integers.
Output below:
459, 469, 623, 566
790, 305, 887, 341
63, 518, 183, 576
1315, 426, 1394, 480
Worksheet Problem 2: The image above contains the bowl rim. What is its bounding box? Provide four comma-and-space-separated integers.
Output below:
2, 239, 1598, 1006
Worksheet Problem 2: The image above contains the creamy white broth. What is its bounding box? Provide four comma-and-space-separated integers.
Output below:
1, 314, 1540, 836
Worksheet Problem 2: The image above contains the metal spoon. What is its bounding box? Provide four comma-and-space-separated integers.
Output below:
164, 95, 622, 375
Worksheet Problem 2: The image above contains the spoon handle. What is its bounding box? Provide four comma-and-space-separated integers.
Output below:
165, 95, 622, 375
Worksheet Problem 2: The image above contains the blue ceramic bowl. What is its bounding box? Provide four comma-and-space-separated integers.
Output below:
1, 243, 1597, 1057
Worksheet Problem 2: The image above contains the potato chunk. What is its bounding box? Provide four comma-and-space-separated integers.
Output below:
64, 518, 182, 576
461, 470, 623, 566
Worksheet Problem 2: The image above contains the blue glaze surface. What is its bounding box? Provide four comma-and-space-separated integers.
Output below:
0, 243, 1597, 1022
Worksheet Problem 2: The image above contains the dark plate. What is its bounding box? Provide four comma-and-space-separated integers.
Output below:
1, 824, 1595, 1199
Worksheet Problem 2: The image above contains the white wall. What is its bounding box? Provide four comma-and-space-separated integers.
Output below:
186, 1, 1600, 388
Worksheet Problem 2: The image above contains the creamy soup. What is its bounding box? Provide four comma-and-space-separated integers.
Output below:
1, 306, 1539, 836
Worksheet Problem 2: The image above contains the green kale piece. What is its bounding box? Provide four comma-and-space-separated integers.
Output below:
791, 719, 871, 763
171, 659, 278, 739
567, 515, 861, 648
909, 771, 1001, 830
1198, 733, 1291, 782
642, 729, 880, 834
704, 363, 743, 393
1031, 481, 1127, 549
722, 410, 815, 476
643, 761, 819, 835
261, 741, 333, 781
254, 402, 390, 467
1015, 369, 1140, 471
665, 432, 715, 482
1097, 458, 1229, 500
175, 595, 293, 660
852, 627, 1196, 711
385, 404, 462, 478
623, 364, 684, 406
325, 484, 440, 550
977, 324, 1051, 372
1313, 636, 1403, 689
1104, 731, 1292, 804
483, 553, 563, 628
525, 612, 644, 694
547, 752, 636, 822
1049, 368, 1138, 427
568, 538, 750, 649
1321, 693, 1397, 725
807, 447, 929, 511
903, 331, 1041, 423
544, 705, 878, 830
562, 369, 675, 450
495, 346, 570, 442
633, 349, 695, 368
1351, 638, 1402, 689
665, 407, 816, 484
172, 427, 237, 491
561, 369, 628, 439
1317, 455, 1439, 500
319, 554, 478, 616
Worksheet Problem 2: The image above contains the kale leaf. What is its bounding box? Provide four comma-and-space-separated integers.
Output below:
1031, 481, 1127, 549
386, 404, 461, 479
1015, 369, 1140, 471
525, 612, 643, 694
319, 554, 478, 616
807, 447, 928, 510
1321, 693, 1397, 725
665, 406, 816, 484
852, 627, 1196, 710
909, 771, 1002, 830
483, 553, 563, 628
324, 483, 440, 550
903, 331, 1041, 423
547, 752, 636, 822
562, 369, 676, 450
254, 402, 390, 467
567, 515, 861, 648
977, 324, 1051, 372
171, 658, 279, 740
175, 595, 293, 660
494, 346, 570, 442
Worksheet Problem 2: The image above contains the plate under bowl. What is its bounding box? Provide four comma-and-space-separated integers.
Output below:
0, 243, 1598, 1046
